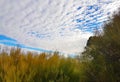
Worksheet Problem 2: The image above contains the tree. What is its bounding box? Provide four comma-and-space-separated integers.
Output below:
81, 9, 120, 82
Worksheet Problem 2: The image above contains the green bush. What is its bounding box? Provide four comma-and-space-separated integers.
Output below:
81, 10, 120, 82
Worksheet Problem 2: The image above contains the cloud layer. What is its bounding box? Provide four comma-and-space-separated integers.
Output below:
0, 0, 120, 54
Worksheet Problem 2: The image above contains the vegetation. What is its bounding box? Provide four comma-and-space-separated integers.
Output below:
0, 48, 83, 82
81, 10, 120, 82
0, 9, 120, 82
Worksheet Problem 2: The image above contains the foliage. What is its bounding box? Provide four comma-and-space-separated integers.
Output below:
0, 48, 83, 82
81, 10, 120, 82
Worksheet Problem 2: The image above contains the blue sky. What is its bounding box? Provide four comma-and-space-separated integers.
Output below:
0, 0, 120, 55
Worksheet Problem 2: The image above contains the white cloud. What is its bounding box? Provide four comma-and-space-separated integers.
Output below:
0, 0, 120, 55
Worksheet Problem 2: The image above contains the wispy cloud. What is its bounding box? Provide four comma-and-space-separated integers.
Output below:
0, 0, 120, 54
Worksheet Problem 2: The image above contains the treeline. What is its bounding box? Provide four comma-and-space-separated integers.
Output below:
0, 10, 120, 82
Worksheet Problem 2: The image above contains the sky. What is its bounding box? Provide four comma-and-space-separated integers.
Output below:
0, 0, 120, 55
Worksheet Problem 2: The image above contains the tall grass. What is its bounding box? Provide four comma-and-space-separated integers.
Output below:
0, 47, 83, 82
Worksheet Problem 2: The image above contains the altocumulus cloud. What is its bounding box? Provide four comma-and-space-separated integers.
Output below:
0, 0, 120, 55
